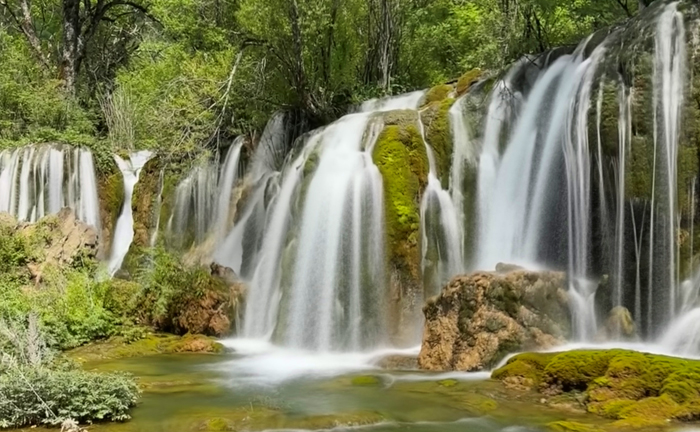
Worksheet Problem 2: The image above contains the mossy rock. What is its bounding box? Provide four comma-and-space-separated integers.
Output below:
491, 352, 557, 389
421, 98, 456, 188
456, 69, 482, 96
438, 378, 458, 387
493, 349, 700, 426
372, 115, 428, 284
203, 417, 236, 431
422, 84, 453, 106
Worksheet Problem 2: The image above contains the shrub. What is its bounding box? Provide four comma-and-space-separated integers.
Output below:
0, 314, 140, 428
0, 367, 140, 428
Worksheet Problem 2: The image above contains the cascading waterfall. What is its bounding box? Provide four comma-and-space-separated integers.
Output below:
108, 150, 154, 276
167, 138, 245, 251
472, 1, 692, 342
0, 145, 100, 228
5, 1, 690, 356
223, 93, 425, 351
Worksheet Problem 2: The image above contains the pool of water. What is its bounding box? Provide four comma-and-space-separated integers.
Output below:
50, 339, 615, 432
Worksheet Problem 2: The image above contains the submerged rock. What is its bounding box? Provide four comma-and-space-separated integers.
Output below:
603, 306, 637, 340
371, 354, 419, 370
418, 270, 570, 371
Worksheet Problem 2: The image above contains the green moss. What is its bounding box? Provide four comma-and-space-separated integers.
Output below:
491, 352, 557, 388
625, 135, 653, 199
421, 98, 456, 188
544, 350, 619, 390
422, 84, 452, 105
373, 119, 428, 283
203, 417, 235, 431
351, 375, 381, 386
438, 379, 458, 387
493, 349, 700, 425
68, 333, 224, 363
456, 69, 482, 96
546, 421, 603, 432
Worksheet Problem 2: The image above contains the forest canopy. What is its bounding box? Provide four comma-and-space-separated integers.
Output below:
0, 0, 646, 157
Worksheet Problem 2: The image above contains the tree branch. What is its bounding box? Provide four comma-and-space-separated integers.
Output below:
0, 0, 51, 70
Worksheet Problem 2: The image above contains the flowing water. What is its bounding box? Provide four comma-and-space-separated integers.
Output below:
108, 150, 154, 276
0, 145, 101, 228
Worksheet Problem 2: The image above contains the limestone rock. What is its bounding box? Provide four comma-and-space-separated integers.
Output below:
418, 270, 570, 372
14, 208, 98, 282
600, 306, 637, 341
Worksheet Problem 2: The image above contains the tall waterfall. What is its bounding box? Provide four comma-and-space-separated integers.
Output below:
471, 1, 692, 341
211, 94, 426, 351
0, 145, 101, 228
108, 150, 154, 276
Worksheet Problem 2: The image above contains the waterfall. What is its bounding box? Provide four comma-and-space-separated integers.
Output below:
167, 139, 245, 251
418, 114, 465, 296
108, 150, 154, 276
0, 145, 101, 229
225, 93, 424, 351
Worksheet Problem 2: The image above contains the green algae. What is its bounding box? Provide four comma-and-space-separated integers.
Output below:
68, 333, 224, 363
351, 375, 382, 386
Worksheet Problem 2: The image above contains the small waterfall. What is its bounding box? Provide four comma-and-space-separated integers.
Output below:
108, 150, 154, 276
651, 1, 686, 326
167, 139, 245, 251
0, 145, 100, 229
419, 115, 465, 296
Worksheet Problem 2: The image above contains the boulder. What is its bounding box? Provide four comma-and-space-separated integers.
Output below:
168, 264, 245, 337
13, 208, 98, 282
602, 306, 637, 340
418, 270, 570, 372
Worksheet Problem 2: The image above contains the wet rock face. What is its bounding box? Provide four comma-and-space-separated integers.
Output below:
418, 269, 570, 371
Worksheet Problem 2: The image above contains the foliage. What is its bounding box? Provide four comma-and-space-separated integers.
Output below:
0, 0, 637, 154
129, 247, 230, 334
0, 215, 116, 350
0, 315, 140, 428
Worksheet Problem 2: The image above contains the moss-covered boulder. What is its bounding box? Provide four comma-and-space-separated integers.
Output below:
492, 349, 700, 427
372, 110, 429, 345
418, 269, 570, 371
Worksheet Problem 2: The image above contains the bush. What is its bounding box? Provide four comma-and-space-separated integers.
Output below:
0, 367, 140, 428
0, 314, 140, 428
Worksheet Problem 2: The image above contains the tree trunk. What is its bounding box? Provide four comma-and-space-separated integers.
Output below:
60, 0, 80, 94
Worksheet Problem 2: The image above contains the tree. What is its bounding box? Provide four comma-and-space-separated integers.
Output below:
0, 0, 153, 93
